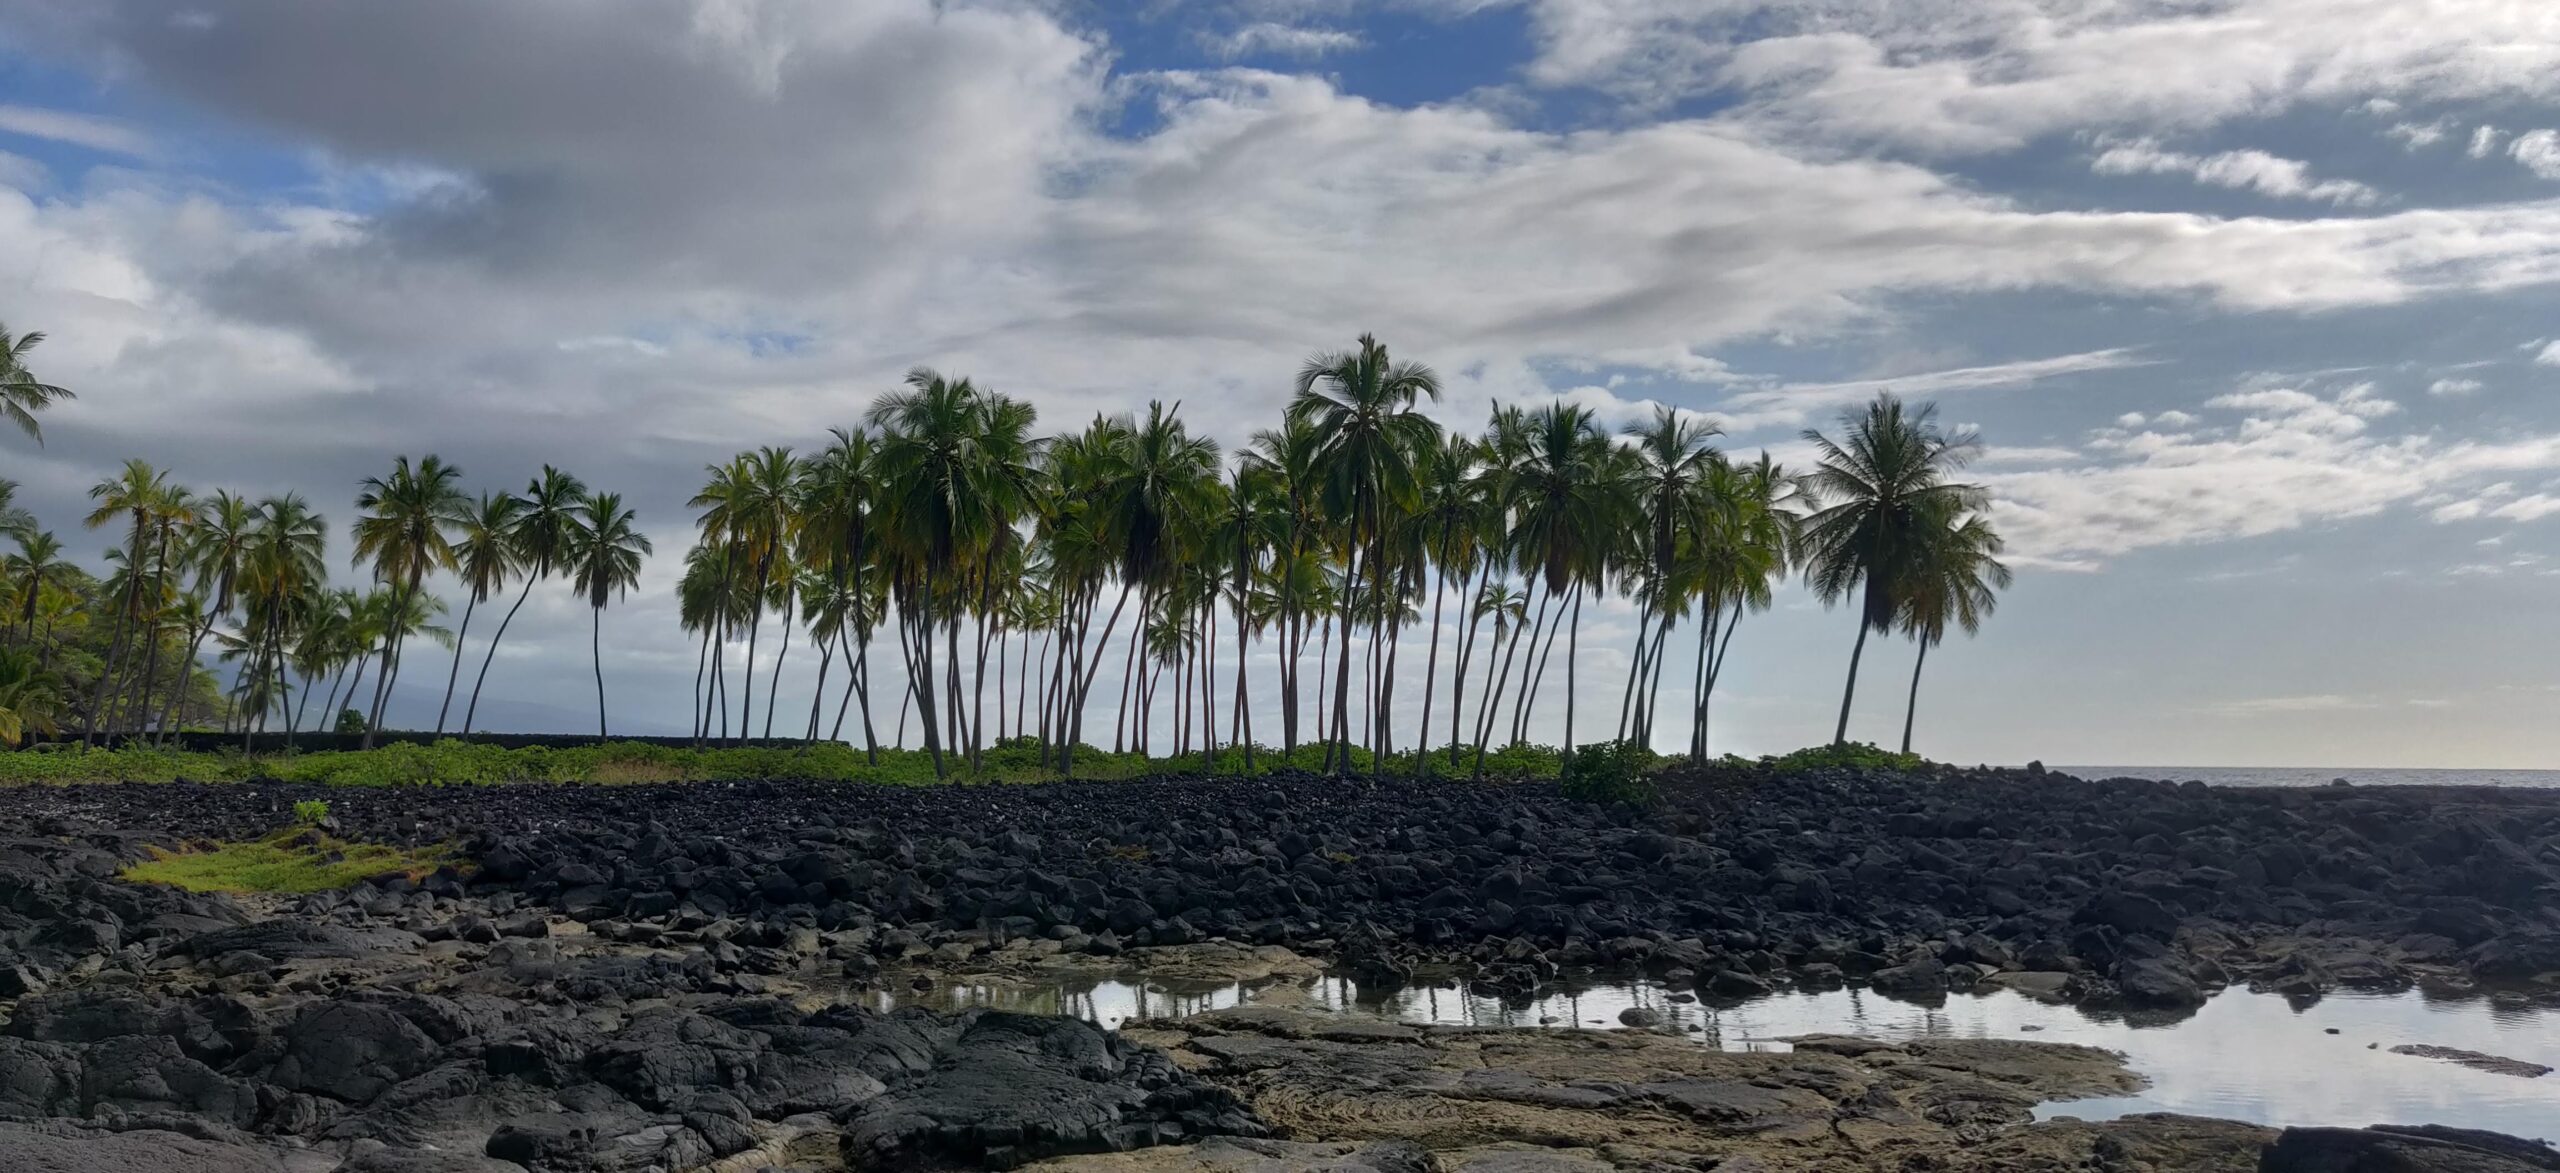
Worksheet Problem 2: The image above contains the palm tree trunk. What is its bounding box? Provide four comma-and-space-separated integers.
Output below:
689, 622, 712, 744
738, 568, 765, 747
467, 576, 541, 740
1834, 619, 1872, 746
1327, 532, 1362, 775
1449, 567, 1488, 764
1638, 607, 1676, 746
806, 639, 833, 742
590, 606, 608, 736
1520, 586, 1569, 744
434, 591, 479, 736
910, 582, 944, 777
363, 570, 416, 748
1472, 614, 1521, 778
1563, 584, 1584, 763
1616, 606, 1654, 740
1506, 582, 1550, 744
82, 522, 146, 745
762, 608, 792, 740
1901, 640, 1929, 755
855, 629, 879, 761
156, 610, 218, 745
1233, 570, 1253, 774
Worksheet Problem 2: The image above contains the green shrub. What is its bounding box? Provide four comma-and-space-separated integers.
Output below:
292, 799, 330, 825
1557, 738, 1658, 806
334, 708, 368, 734
1757, 742, 1927, 773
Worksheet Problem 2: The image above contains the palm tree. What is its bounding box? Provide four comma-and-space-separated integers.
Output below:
1291, 334, 1441, 773
0, 325, 74, 444
1243, 416, 1328, 757
236, 495, 327, 746
0, 479, 34, 540
1619, 407, 1722, 742
435, 491, 525, 735
157, 490, 253, 743
351, 454, 469, 746
565, 490, 651, 737
6, 530, 64, 648
800, 429, 885, 759
80, 460, 178, 743
1504, 403, 1631, 762
1799, 394, 1985, 746
1684, 452, 1798, 760
1410, 433, 1483, 773
870, 369, 1039, 777
1895, 502, 2011, 754
464, 466, 585, 737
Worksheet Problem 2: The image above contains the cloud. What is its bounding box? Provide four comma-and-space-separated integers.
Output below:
1205, 22, 1363, 60
0, 103, 151, 155
2470, 125, 2506, 158
1702, 349, 2150, 433
2213, 694, 2378, 716
1990, 379, 2560, 564
2092, 139, 2379, 205
2427, 377, 2483, 396
1519, 0, 2560, 154
2383, 120, 2451, 149
2512, 129, 2560, 180
2537, 341, 2560, 366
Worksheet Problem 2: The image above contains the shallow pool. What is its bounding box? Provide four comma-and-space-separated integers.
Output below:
877, 974, 2560, 1137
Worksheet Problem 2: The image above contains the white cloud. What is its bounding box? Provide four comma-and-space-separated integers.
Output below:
1206, 22, 1363, 60
2512, 129, 2560, 179
2383, 120, 2451, 149
2092, 138, 2379, 205
2428, 376, 2483, 396
0, 104, 151, 156
2537, 341, 2560, 366
1520, 0, 2560, 154
2470, 125, 2506, 158
1991, 380, 2560, 563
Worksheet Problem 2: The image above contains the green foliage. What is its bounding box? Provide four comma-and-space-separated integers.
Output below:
292, 798, 330, 825
335, 708, 368, 734
1755, 741, 1928, 773
0, 736, 1584, 787
1557, 738, 1658, 806
119, 828, 454, 894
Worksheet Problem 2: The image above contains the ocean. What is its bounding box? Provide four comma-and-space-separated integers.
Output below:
2058, 765, 2560, 789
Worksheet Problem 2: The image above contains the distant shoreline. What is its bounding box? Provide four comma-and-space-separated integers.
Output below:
2062, 764, 2560, 789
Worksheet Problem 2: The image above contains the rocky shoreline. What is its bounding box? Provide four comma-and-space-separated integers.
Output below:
5, 766, 2559, 1170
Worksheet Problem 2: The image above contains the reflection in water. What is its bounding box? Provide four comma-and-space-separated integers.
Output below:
881, 975, 2560, 1136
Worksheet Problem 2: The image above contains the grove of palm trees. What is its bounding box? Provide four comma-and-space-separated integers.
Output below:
2, 330, 2013, 776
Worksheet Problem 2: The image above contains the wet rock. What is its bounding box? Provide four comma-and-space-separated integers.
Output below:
2386, 1045, 2553, 1079
2260, 1125, 2560, 1171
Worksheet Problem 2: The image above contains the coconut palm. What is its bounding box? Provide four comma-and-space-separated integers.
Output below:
6, 530, 65, 648
0, 647, 65, 746
1504, 403, 1631, 763
434, 491, 525, 735
236, 495, 327, 746
1683, 452, 1799, 759
0, 325, 74, 444
1799, 393, 1986, 746
79, 460, 180, 743
799, 429, 885, 758
460, 467, 585, 737
157, 490, 254, 743
0, 479, 34, 540
565, 490, 651, 737
1894, 502, 2011, 754
351, 455, 468, 746
1290, 334, 1441, 772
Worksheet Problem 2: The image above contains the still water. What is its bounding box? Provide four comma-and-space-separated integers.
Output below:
881, 976, 2560, 1137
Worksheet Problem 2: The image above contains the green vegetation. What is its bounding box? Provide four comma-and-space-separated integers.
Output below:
0, 736, 1586, 787
1557, 738, 1659, 806
1750, 741, 1929, 773
292, 798, 330, 825
119, 827, 454, 894
7, 320, 2012, 767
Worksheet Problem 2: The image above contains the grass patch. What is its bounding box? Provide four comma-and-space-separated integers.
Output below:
120, 828, 456, 894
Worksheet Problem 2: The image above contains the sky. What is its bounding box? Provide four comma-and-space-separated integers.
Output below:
3, 0, 2559, 769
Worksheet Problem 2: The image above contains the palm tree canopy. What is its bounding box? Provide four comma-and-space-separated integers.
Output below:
0, 325, 75, 444
1798, 393, 1986, 631
352, 454, 470, 587
568, 492, 652, 609
456, 492, 529, 604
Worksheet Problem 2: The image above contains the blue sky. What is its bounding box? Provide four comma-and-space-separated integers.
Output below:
5, 0, 2560, 766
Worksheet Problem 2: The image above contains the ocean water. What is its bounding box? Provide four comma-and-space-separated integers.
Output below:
2060, 765, 2560, 789
884, 976, 2560, 1137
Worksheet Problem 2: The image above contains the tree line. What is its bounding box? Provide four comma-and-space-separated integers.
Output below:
2, 325, 2011, 770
